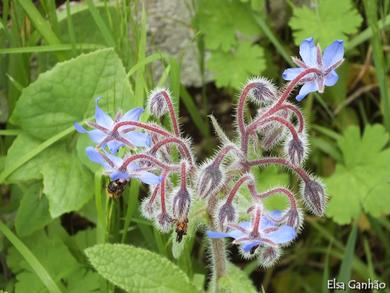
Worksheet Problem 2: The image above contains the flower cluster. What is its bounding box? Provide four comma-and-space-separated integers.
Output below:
75, 38, 343, 268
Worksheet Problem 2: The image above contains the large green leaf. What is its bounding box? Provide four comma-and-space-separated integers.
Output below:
15, 182, 52, 237
85, 244, 199, 293
10, 48, 134, 140
219, 263, 257, 293
325, 124, 390, 224
289, 0, 362, 46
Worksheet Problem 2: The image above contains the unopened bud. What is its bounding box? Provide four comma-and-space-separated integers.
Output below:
286, 208, 303, 231
261, 124, 286, 150
302, 178, 326, 216
246, 77, 277, 104
156, 212, 172, 233
148, 88, 169, 118
217, 203, 236, 230
196, 162, 224, 198
286, 137, 306, 165
141, 198, 155, 220
172, 187, 191, 220
259, 246, 281, 268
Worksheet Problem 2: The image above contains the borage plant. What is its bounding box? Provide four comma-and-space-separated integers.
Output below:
76, 38, 344, 290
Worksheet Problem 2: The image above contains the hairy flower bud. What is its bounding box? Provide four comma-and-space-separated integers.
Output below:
259, 246, 281, 268
148, 88, 169, 118
246, 77, 277, 104
156, 212, 172, 232
141, 198, 155, 220
286, 136, 306, 165
217, 202, 236, 230
172, 187, 191, 220
302, 177, 326, 216
196, 161, 224, 198
286, 208, 304, 231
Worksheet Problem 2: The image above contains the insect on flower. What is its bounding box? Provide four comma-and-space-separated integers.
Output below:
107, 179, 129, 199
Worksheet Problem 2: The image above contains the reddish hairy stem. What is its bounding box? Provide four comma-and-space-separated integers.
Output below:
248, 115, 299, 140
120, 153, 179, 172
251, 207, 261, 237
279, 103, 304, 132
160, 171, 169, 213
225, 174, 253, 205
161, 90, 180, 137
214, 144, 241, 166
180, 161, 187, 190
247, 157, 310, 182
149, 137, 193, 164
259, 187, 297, 209
148, 185, 160, 205
112, 121, 172, 137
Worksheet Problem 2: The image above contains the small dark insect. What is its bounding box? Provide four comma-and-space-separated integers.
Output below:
250, 244, 260, 255
107, 180, 128, 198
173, 218, 188, 243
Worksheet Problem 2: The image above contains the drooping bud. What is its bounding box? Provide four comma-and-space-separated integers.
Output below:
260, 124, 286, 150
286, 138, 305, 165
141, 198, 155, 220
196, 161, 224, 198
302, 177, 326, 216
217, 202, 236, 230
286, 208, 304, 231
246, 77, 277, 105
259, 246, 281, 268
156, 212, 172, 233
172, 187, 191, 220
148, 88, 169, 118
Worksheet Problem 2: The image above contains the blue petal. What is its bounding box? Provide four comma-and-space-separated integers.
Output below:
88, 129, 106, 143
106, 140, 123, 154
296, 81, 318, 101
95, 97, 113, 128
136, 172, 162, 185
124, 132, 152, 147
266, 225, 297, 244
120, 107, 144, 122
74, 122, 88, 133
325, 71, 339, 86
241, 240, 261, 253
323, 40, 344, 69
299, 38, 317, 67
282, 68, 304, 81
86, 147, 110, 169
206, 231, 231, 239
110, 171, 130, 181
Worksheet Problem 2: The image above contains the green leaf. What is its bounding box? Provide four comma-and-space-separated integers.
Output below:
85, 244, 199, 293
219, 263, 257, 293
41, 145, 94, 218
196, 0, 260, 51
207, 42, 265, 89
325, 124, 390, 224
10, 48, 134, 140
289, 0, 363, 46
15, 182, 52, 237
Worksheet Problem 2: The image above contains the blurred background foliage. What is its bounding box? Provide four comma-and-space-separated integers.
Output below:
0, 0, 389, 292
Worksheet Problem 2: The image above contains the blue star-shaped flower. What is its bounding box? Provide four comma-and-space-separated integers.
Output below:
74, 97, 151, 153
207, 211, 297, 253
86, 147, 161, 184
282, 38, 344, 101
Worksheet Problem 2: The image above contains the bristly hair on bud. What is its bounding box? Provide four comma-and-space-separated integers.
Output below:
286, 207, 304, 232
141, 198, 155, 220
301, 176, 327, 216
258, 246, 281, 268
246, 77, 277, 105
217, 202, 236, 231
156, 212, 172, 233
148, 87, 169, 118
172, 187, 191, 220
284, 132, 308, 166
196, 160, 224, 199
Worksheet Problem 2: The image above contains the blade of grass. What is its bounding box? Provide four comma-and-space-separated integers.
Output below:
363, 237, 379, 293
65, 0, 77, 55
312, 124, 342, 141
85, 0, 115, 47
363, 1, 390, 131
121, 180, 140, 243
0, 129, 20, 136
0, 220, 64, 293
94, 171, 105, 244
16, 0, 65, 60
168, 57, 181, 114
336, 220, 358, 293
322, 242, 332, 293
311, 137, 342, 162
0, 44, 105, 54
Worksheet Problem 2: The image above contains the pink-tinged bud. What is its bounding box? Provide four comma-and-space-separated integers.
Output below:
148, 88, 169, 118
156, 212, 172, 233
259, 246, 281, 268
246, 77, 277, 105
217, 203, 236, 230
285, 137, 306, 165
286, 208, 304, 231
172, 187, 191, 220
141, 199, 155, 220
196, 161, 224, 198
260, 124, 286, 150
302, 177, 326, 216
